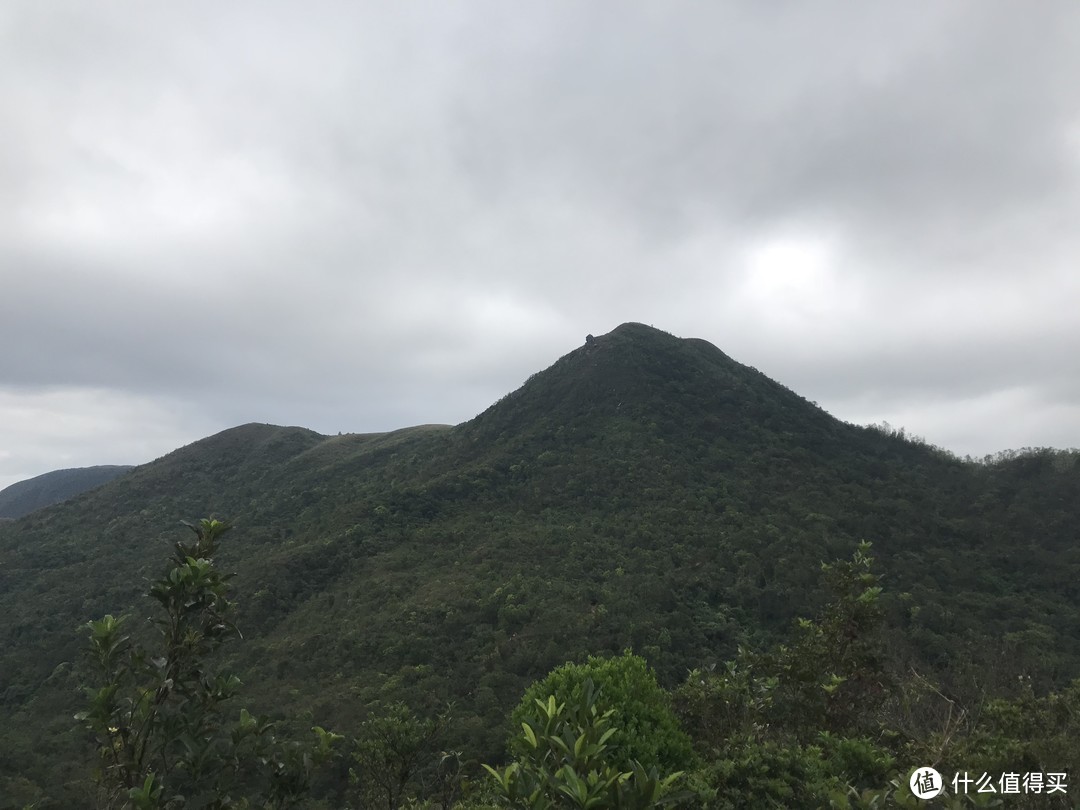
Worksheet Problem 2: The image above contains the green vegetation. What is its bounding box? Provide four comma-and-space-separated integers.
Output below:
671, 542, 897, 807
75, 518, 339, 809
71, 531, 1080, 808
1, 323, 1078, 807
510, 654, 694, 775
347, 701, 453, 809
485, 679, 688, 809
0, 465, 134, 520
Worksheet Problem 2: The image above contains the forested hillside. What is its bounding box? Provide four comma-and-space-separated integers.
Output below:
2, 323, 1078, 808
0, 465, 134, 520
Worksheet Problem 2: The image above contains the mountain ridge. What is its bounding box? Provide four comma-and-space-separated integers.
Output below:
0, 464, 136, 520
2, 322, 1079, 807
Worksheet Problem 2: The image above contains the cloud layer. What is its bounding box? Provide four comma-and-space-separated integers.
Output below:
3, 1, 1079, 488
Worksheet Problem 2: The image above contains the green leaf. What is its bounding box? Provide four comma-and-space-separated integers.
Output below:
522, 722, 538, 749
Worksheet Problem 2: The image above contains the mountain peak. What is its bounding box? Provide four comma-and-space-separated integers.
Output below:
463, 323, 837, 453
605, 321, 671, 338
583, 321, 682, 348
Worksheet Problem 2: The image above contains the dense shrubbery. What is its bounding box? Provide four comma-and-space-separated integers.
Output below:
72, 526, 1080, 809
75, 519, 340, 810
484, 680, 688, 809
510, 653, 694, 775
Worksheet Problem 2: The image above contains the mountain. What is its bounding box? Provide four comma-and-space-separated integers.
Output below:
0, 465, 134, 519
2, 323, 1079, 808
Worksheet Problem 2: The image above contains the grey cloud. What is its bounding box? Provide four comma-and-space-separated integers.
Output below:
442, 3, 1080, 250
2, 1, 1079, 484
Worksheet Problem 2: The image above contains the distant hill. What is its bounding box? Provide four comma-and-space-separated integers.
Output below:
2, 323, 1078, 807
0, 464, 134, 519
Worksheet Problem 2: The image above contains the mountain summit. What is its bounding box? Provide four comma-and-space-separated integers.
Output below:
462, 322, 851, 474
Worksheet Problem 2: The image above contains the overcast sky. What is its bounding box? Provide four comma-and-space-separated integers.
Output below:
3, 1, 1079, 490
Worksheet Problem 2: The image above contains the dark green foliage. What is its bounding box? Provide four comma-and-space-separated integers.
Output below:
0, 464, 134, 519
74, 518, 339, 809
755, 541, 890, 741
674, 544, 897, 807
932, 679, 1080, 808
485, 679, 688, 809
692, 738, 846, 809
675, 544, 1080, 809
510, 654, 694, 774
2, 325, 1080, 805
348, 702, 452, 809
